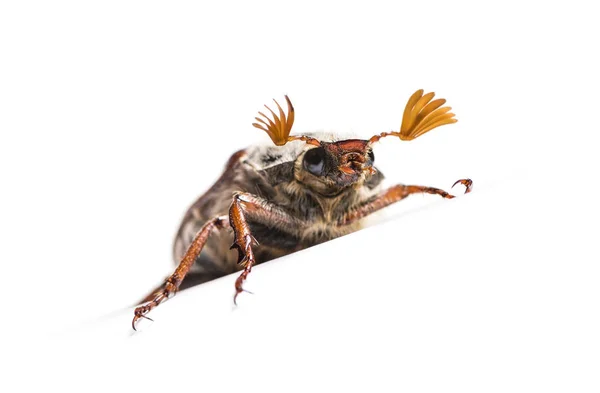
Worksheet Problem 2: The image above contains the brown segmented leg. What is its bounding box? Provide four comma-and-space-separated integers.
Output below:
229, 192, 305, 304
339, 178, 472, 226
132, 215, 229, 330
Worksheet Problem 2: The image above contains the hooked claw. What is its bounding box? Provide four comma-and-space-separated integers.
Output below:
233, 271, 254, 306
233, 288, 254, 306
132, 310, 154, 331
451, 178, 473, 194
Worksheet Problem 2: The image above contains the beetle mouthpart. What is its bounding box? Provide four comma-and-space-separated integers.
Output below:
338, 160, 371, 176
366, 166, 377, 175
339, 152, 365, 165
337, 150, 372, 176
338, 165, 357, 175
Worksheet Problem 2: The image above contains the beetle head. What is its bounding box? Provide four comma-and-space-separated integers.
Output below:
252, 89, 457, 195
295, 138, 376, 196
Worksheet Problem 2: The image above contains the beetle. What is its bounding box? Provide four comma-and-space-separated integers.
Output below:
132, 89, 472, 330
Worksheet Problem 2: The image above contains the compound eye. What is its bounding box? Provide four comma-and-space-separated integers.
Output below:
303, 147, 326, 176
368, 150, 375, 163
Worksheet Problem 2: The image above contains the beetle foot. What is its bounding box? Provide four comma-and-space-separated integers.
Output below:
132, 283, 176, 330
233, 269, 254, 306
452, 178, 473, 194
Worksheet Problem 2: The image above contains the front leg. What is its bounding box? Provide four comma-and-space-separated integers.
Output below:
229, 193, 258, 305
229, 192, 306, 304
339, 179, 472, 226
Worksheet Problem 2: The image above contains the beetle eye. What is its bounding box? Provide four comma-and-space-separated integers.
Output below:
368, 150, 375, 163
303, 147, 326, 176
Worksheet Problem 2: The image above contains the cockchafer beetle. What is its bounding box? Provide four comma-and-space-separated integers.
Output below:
133, 89, 472, 330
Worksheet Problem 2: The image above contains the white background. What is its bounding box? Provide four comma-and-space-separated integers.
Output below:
1, 1, 599, 392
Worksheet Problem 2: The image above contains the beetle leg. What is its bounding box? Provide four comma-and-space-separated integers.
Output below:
339, 179, 472, 226
228, 192, 305, 304
132, 215, 230, 330
229, 194, 257, 305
